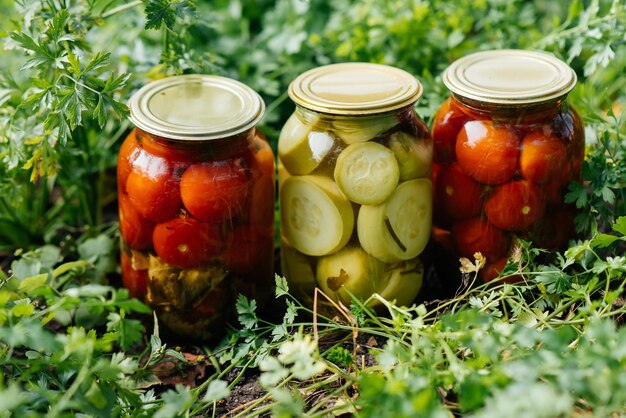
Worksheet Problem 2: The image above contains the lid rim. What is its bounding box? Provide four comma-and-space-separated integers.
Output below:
442, 49, 577, 105
128, 74, 265, 141
288, 62, 423, 116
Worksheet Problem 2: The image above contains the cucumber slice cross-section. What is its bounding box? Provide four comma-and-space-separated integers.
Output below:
374, 257, 424, 308
334, 141, 400, 205
280, 175, 354, 257
316, 245, 385, 305
357, 178, 432, 263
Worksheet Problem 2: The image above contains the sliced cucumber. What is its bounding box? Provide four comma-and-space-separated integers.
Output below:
281, 242, 317, 304
332, 114, 398, 145
277, 160, 291, 191
280, 175, 354, 256
278, 113, 335, 175
387, 131, 432, 181
334, 141, 400, 205
374, 257, 424, 307
316, 245, 385, 305
357, 178, 432, 263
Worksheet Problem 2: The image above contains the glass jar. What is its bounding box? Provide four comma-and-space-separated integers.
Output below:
431, 50, 583, 283
278, 63, 432, 308
118, 75, 274, 341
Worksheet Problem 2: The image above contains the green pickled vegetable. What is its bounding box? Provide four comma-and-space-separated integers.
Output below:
334, 141, 400, 205
374, 257, 424, 307
316, 245, 385, 305
387, 131, 432, 180
358, 178, 432, 263
280, 175, 354, 256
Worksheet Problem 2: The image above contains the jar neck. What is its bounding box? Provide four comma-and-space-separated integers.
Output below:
451, 94, 570, 122
294, 104, 416, 125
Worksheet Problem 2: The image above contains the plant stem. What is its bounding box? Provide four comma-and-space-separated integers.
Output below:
101, 0, 142, 19
46, 348, 93, 417
533, 12, 623, 49
263, 91, 289, 120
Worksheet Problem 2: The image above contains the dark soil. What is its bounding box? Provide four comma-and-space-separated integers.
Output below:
207, 331, 385, 417
213, 369, 268, 417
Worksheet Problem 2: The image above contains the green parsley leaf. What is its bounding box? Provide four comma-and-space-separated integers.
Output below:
590, 233, 619, 248
236, 294, 258, 329
612, 216, 626, 236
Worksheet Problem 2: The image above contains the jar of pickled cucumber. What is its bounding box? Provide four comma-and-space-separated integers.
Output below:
278, 63, 432, 308
118, 75, 274, 341
431, 50, 583, 283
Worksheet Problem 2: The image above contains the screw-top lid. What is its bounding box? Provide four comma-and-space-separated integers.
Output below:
128, 75, 265, 141
443, 50, 577, 105
288, 63, 422, 115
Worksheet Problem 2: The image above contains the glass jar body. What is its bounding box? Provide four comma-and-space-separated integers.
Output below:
431, 95, 584, 282
118, 127, 275, 340
278, 105, 432, 308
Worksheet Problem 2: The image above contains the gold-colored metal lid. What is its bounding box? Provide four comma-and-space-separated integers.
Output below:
288, 63, 422, 115
128, 74, 264, 141
443, 50, 577, 105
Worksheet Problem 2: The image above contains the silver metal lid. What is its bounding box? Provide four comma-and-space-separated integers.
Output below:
443, 50, 577, 105
289, 62, 422, 115
128, 74, 265, 141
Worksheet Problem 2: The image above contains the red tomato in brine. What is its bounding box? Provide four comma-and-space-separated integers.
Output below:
432, 98, 471, 163
247, 134, 276, 226
125, 156, 182, 223
251, 133, 276, 178
455, 120, 519, 185
119, 192, 155, 249
451, 218, 508, 261
118, 130, 141, 193
435, 163, 483, 220
250, 174, 276, 226
519, 132, 568, 183
484, 180, 546, 231
138, 130, 204, 163
152, 215, 222, 268
121, 252, 148, 300
479, 257, 522, 284
180, 158, 251, 223
479, 257, 507, 283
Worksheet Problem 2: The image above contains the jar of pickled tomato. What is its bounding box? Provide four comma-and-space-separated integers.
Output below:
431, 50, 583, 283
278, 63, 432, 308
118, 75, 274, 340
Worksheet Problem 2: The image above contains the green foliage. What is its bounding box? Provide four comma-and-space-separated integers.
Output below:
323, 345, 353, 368
0, 246, 150, 416
0, 245, 242, 417
352, 309, 626, 417
6, 5, 129, 180
566, 113, 626, 233
144, 0, 196, 30
240, 220, 626, 416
